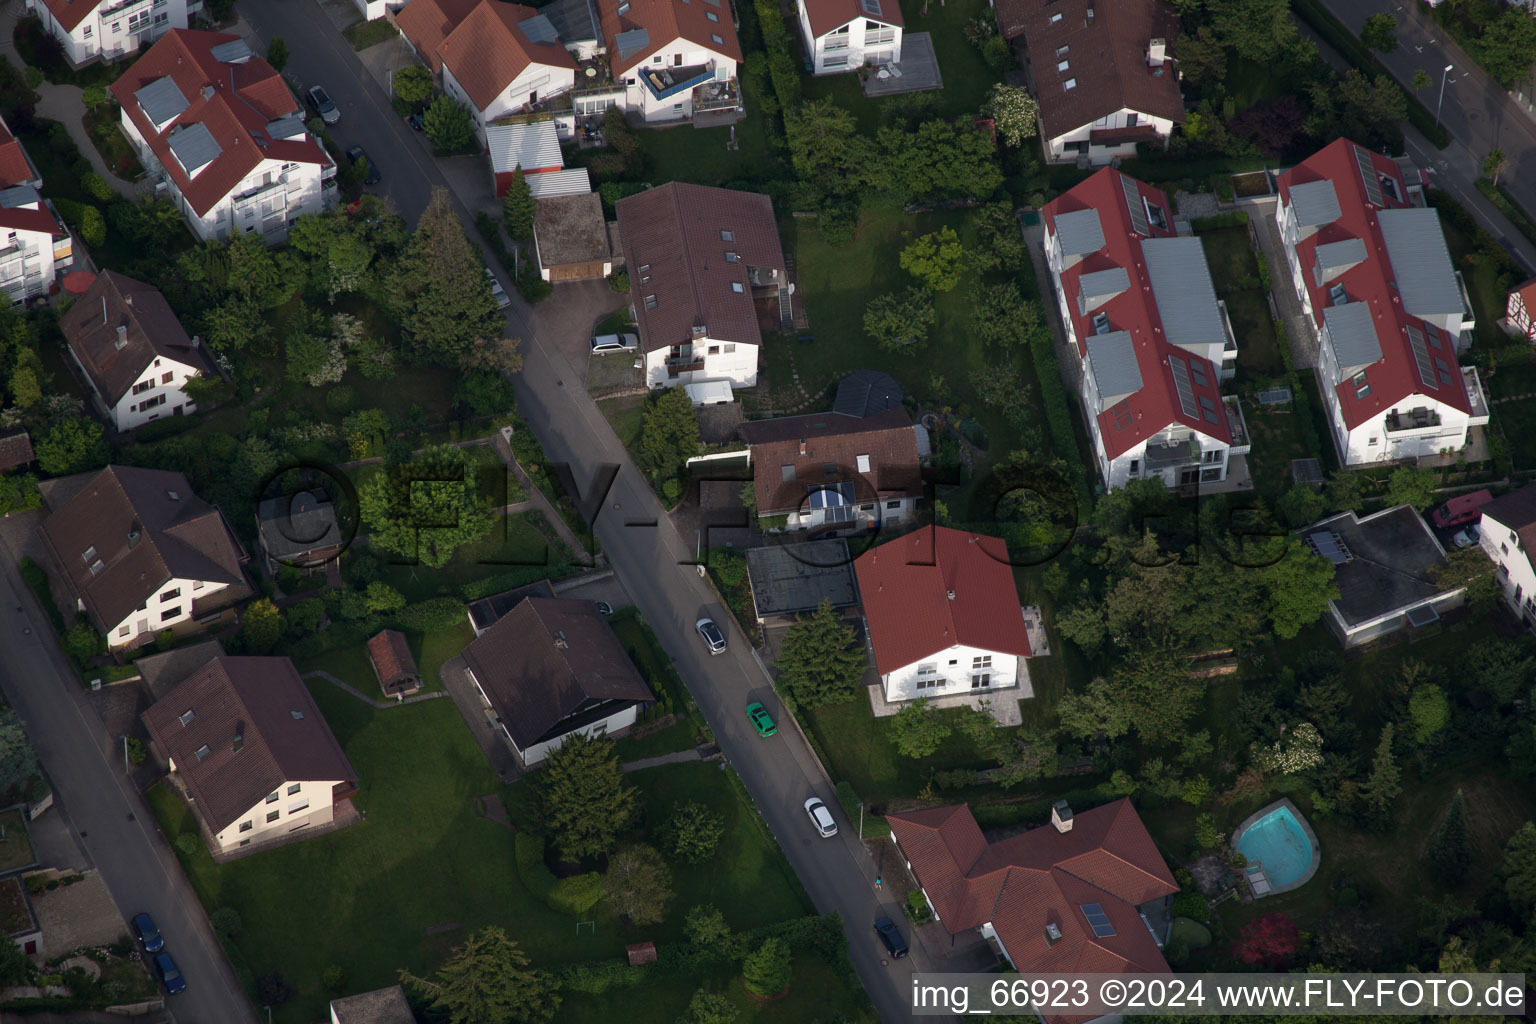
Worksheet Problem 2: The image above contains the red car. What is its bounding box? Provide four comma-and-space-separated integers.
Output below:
1430, 489, 1492, 529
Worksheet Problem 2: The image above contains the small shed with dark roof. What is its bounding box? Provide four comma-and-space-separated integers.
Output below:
367, 630, 422, 698
0, 428, 33, 473
256, 490, 343, 572
330, 984, 418, 1024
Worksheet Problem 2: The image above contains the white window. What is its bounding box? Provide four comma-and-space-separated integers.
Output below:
711, 33, 724, 44
1063, 78, 1077, 90
1049, 11, 1062, 22
288, 784, 301, 795
83, 24, 93, 37
266, 810, 280, 823
239, 820, 252, 832
707, 10, 718, 19
266, 791, 279, 804
971, 673, 991, 689
856, 454, 871, 473
118, 625, 130, 637
823, 54, 848, 67
731, 282, 744, 293
1057, 60, 1069, 72
289, 798, 310, 814
972, 655, 992, 669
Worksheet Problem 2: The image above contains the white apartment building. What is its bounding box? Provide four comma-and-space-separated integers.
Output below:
798, 0, 902, 75
31, 0, 193, 68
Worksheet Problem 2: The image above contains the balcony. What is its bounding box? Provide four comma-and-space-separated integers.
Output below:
1143, 436, 1201, 470
1385, 407, 1442, 434
1463, 364, 1490, 426
640, 62, 716, 102
694, 78, 741, 114
1454, 270, 1477, 347
667, 359, 705, 377
1223, 395, 1251, 455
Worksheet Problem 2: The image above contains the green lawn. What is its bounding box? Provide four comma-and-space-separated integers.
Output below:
596, 394, 646, 453
1197, 225, 1285, 381
295, 620, 473, 696
343, 18, 398, 50
801, 699, 998, 804
150, 683, 818, 1022
0, 810, 35, 872
635, 75, 781, 188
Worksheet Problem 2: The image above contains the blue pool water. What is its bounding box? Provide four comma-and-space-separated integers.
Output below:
1234, 805, 1315, 888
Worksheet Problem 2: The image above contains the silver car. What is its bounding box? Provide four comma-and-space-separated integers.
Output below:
306, 86, 340, 126
804, 797, 837, 838
695, 617, 726, 655
485, 268, 510, 309
591, 333, 639, 354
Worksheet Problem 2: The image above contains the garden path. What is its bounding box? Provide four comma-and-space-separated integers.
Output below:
302, 669, 448, 710
33, 83, 141, 200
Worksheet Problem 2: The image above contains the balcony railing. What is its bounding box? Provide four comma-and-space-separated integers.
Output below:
1143, 436, 1201, 469
694, 78, 740, 113
1385, 408, 1442, 433
1463, 365, 1490, 426
667, 360, 705, 376
1223, 395, 1251, 454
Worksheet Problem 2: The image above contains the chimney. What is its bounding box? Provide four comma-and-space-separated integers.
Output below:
691, 324, 707, 339
124, 293, 133, 308
114, 325, 128, 350
192, 335, 202, 348
799, 439, 807, 456
1085, 7, 1094, 24
1051, 800, 1074, 833
1044, 921, 1063, 945
946, 589, 955, 600
1147, 38, 1166, 66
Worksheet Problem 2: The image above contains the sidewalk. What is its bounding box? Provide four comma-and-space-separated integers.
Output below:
33, 84, 143, 200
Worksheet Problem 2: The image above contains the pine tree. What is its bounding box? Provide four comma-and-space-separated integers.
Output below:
1426, 789, 1469, 885
740, 937, 792, 997
540, 732, 637, 861
390, 189, 505, 367
1360, 723, 1402, 829
503, 166, 536, 242
774, 599, 867, 708
399, 926, 560, 1024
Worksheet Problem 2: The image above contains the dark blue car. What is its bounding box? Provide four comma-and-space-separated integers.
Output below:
131, 912, 163, 953
874, 916, 909, 959
154, 952, 187, 994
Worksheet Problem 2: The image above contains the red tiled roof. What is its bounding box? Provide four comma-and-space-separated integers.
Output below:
1040, 168, 1232, 461
616, 182, 785, 354
0, 115, 38, 187
889, 799, 1178, 1021
598, 0, 743, 76
998, 0, 1183, 139
1277, 138, 1471, 432
853, 526, 1031, 675
40, 0, 100, 33
803, 0, 903, 38
437, 0, 578, 111
141, 655, 356, 834
741, 408, 921, 515
110, 31, 330, 218
366, 629, 420, 693
396, 0, 481, 72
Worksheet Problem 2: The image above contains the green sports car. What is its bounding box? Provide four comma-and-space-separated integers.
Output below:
746, 702, 777, 737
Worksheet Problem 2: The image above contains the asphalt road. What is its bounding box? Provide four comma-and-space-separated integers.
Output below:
237, 3, 939, 1020
0, 556, 260, 1024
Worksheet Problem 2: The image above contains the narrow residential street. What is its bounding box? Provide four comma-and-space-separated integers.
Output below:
229, 3, 948, 1020
0, 544, 260, 1024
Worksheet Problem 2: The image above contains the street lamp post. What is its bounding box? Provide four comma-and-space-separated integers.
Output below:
857, 801, 863, 839
1436, 64, 1454, 129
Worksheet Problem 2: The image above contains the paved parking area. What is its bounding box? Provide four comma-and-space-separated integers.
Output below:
438, 655, 523, 783
532, 279, 631, 382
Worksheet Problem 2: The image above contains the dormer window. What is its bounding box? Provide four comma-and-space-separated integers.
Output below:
1057, 60, 1069, 72
81, 545, 97, 563
1063, 78, 1077, 90
731, 282, 744, 293
644, 294, 658, 310
720, 229, 734, 241
725, 252, 740, 263
179, 709, 195, 726
1055, 45, 1068, 56
195, 744, 211, 761
1091, 312, 1111, 335
1049, 11, 1062, 22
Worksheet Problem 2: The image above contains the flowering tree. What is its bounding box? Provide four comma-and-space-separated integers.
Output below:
1233, 912, 1300, 968
984, 84, 1039, 148
1251, 721, 1324, 776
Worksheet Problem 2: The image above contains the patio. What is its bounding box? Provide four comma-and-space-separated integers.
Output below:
865, 681, 1026, 724
862, 33, 943, 96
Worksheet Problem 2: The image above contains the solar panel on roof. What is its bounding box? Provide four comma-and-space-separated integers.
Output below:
1354, 144, 1385, 207
1306, 530, 1351, 564
1169, 357, 1198, 418
1405, 324, 1438, 390
1121, 175, 1151, 237
1080, 904, 1116, 938
1258, 387, 1293, 405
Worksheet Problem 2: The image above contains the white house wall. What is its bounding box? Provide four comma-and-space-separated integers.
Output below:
210, 778, 344, 851
514, 704, 640, 766
1044, 108, 1175, 165
881, 643, 1029, 703
1482, 517, 1536, 626
105, 354, 203, 431
621, 43, 736, 122
643, 340, 757, 389
0, 222, 64, 305
443, 62, 577, 146
32, 0, 190, 66
796, 8, 902, 75
107, 576, 230, 647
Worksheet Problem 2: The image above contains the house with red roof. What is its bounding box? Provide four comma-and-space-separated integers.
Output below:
0, 113, 73, 306
1506, 278, 1536, 341
599, 0, 743, 123
888, 798, 1177, 1004
32, 0, 193, 69
396, 0, 580, 145
1276, 139, 1486, 466
111, 31, 336, 244
1042, 168, 1250, 491
616, 182, 788, 393
853, 526, 1033, 704
996, 0, 1183, 165
797, 0, 902, 75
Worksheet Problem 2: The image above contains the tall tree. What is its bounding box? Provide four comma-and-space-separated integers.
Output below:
503, 166, 537, 242
863, 287, 936, 352
1360, 723, 1402, 829
423, 94, 476, 153
602, 844, 673, 925
358, 445, 496, 569
1209, 0, 1297, 63
683, 905, 731, 946
391, 190, 506, 367
657, 801, 724, 864
970, 282, 1043, 351
784, 98, 874, 197
877, 119, 1003, 204
398, 926, 560, 1024
1360, 13, 1398, 53
891, 697, 951, 758
899, 227, 964, 291
393, 64, 434, 105
266, 36, 290, 71
1412, 68, 1433, 91
637, 387, 700, 481
1056, 676, 1133, 740
1385, 464, 1437, 510
0, 706, 37, 798
1426, 789, 1469, 886
540, 732, 637, 861
740, 937, 792, 997
1500, 821, 1536, 913
240, 598, 283, 655
1474, 8, 1536, 89
1483, 148, 1509, 186
774, 599, 866, 708
1408, 684, 1450, 743
34, 417, 107, 476
676, 989, 737, 1024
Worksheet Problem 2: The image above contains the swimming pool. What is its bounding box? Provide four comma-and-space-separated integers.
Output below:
1232, 799, 1319, 893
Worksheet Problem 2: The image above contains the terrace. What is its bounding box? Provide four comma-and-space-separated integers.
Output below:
1462, 365, 1490, 426
1384, 407, 1443, 434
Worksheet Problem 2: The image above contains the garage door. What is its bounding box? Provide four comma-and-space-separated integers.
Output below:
548, 261, 608, 282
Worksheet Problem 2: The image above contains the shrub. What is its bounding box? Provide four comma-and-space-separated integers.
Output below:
609, 270, 629, 293
81, 173, 113, 202
325, 385, 358, 415
322, 965, 346, 991
60, 622, 102, 664
740, 937, 791, 997
78, 206, 105, 247
126, 737, 147, 766
173, 833, 201, 856
548, 872, 605, 915
513, 833, 558, 901
210, 907, 241, 938
1172, 891, 1209, 923
392, 597, 467, 632
903, 889, 933, 924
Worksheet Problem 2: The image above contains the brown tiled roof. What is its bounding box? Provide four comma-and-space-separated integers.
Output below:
598, 0, 743, 76
889, 799, 1177, 1021
110, 31, 330, 218
616, 182, 785, 354
742, 409, 921, 515
999, 0, 1184, 140
61, 271, 207, 407
803, 0, 903, 38
396, 0, 481, 72
0, 114, 39, 187
534, 192, 610, 268
437, 0, 579, 111
38, 466, 247, 633
141, 655, 356, 834
0, 429, 33, 472
330, 986, 418, 1024
366, 630, 420, 694
461, 597, 653, 749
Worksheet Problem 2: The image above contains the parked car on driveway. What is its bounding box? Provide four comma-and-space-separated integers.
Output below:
407, 110, 425, 131
153, 952, 187, 994
695, 617, 726, 655
345, 146, 380, 185
804, 796, 837, 838
874, 916, 908, 958
485, 268, 510, 309
306, 85, 340, 125
590, 333, 639, 354
1431, 489, 1492, 529
131, 913, 163, 953
1452, 524, 1481, 548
